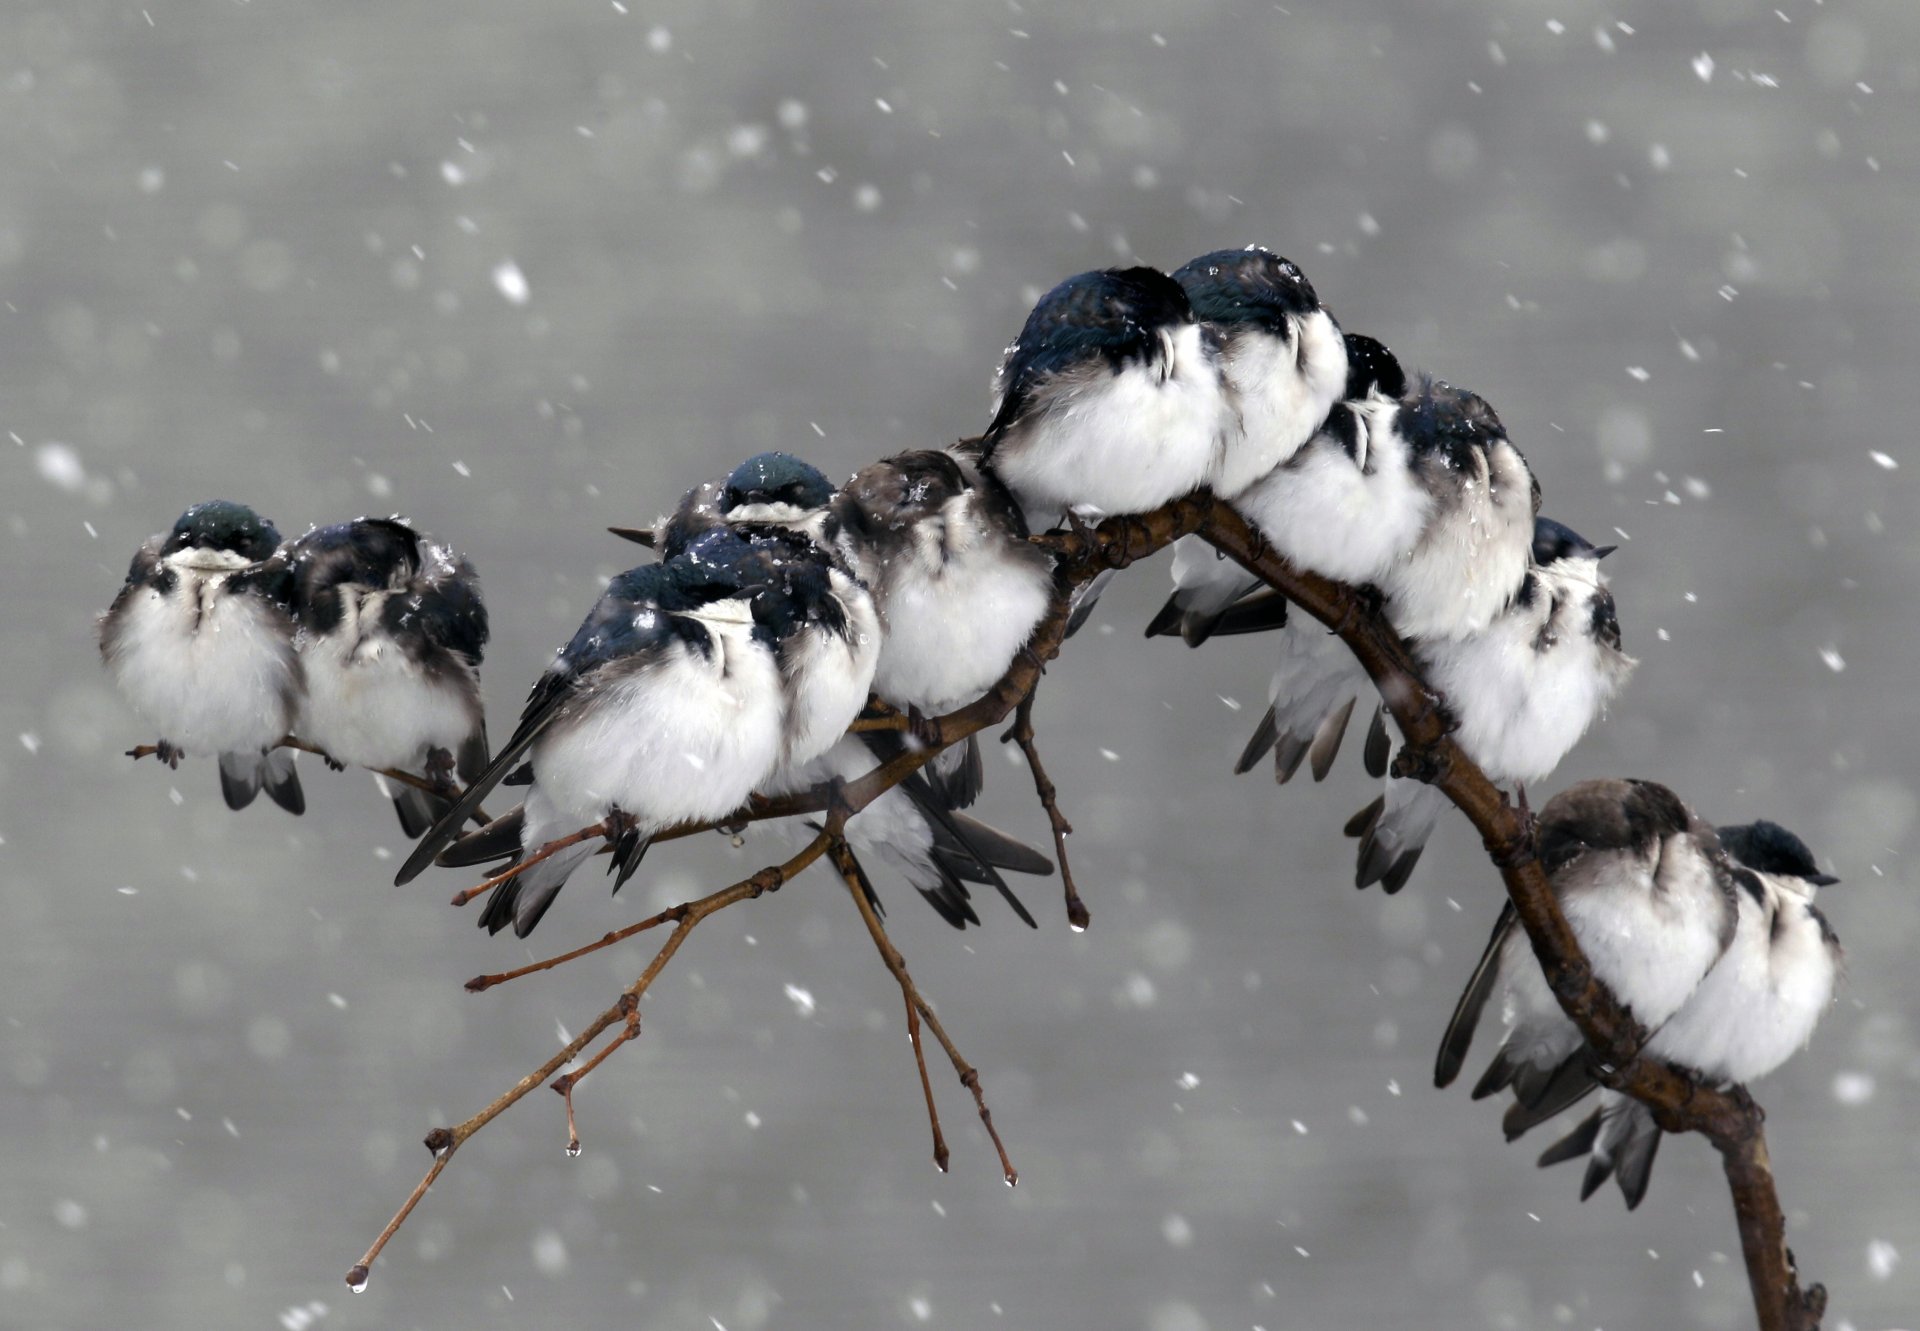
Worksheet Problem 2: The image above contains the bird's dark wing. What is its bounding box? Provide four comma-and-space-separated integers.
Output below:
1436, 901, 1516, 1089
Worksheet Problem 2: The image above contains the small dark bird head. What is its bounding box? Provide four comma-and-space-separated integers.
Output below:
1398, 377, 1506, 471
988, 267, 1197, 442
664, 529, 763, 606
165, 500, 282, 561
1171, 247, 1320, 335
834, 450, 971, 542
1342, 333, 1406, 401
1717, 821, 1839, 887
1532, 517, 1617, 566
722, 452, 836, 514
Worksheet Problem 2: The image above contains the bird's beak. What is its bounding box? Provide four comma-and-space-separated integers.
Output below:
1807, 872, 1840, 888
1592, 544, 1618, 560
608, 526, 656, 548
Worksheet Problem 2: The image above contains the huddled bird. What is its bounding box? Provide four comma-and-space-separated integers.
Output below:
1530, 818, 1840, 1208
283, 517, 489, 837
1175, 246, 1350, 501
99, 500, 307, 814
1433, 779, 1739, 1143
1345, 516, 1635, 892
832, 448, 1055, 810
980, 266, 1229, 532
397, 529, 834, 937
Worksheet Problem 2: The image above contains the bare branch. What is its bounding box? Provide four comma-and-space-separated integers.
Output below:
828, 838, 1015, 1185
347, 492, 1822, 1326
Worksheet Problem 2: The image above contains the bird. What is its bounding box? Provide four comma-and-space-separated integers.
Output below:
623, 450, 1046, 928
1230, 358, 1535, 645
1432, 779, 1739, 1144
1345, 517, 1635, 892
832, 448, 1055, 810
609, 450, 839, 555
1152, 330, 1411, 650
1150, 335, 1407, 789
1172, 245, 1350, 501
395, 531, 805, 937
1533, 819, 1841, 1208
282, 517, 489, 837
99, 500, 306, 814
979, 266, 1230, 530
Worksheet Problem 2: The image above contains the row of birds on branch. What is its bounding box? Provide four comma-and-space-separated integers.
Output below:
98, 244, 1838, 1208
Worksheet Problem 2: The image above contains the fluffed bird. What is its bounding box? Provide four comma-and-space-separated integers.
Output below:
99, 500, 306, 813
1533, 819, 1840, 1208
610, 450, 839, 555
1346, 517, 1635, 892
1155, 331, 1408, 650
832, 448, 1055, 809
395, 531, 806, 937
980, 266, 1229, 529
1172, 246, 1349, 500
1432, 779, 1738, 1144
283, 517, 489, 837
1232, 357, 1535, 644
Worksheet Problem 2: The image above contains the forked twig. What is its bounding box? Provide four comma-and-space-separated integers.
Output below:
828, 838, 1016, 1183
346, 832, 831, 1289
554, 994, 641, 1156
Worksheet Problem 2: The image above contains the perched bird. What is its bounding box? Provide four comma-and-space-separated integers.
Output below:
1232, 360, 1535, 644
1534, 819, 1841, 1208
729, 527, 881, 787
1172, 246, 1349, 501
99, 500, 306, 813
1345, 517, 1635, 892
610, 450, 839, 555
832, 449, 1055, 809
396, 532, 804, 937
283, 517, 489, 837
1432, 779, 1738, 1142
626, 451, 1044, 927
980, 266, 1229, 529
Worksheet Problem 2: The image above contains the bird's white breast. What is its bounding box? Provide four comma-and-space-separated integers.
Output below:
105, 567, 299, 756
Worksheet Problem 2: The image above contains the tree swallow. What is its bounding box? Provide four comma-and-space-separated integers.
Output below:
980, 266, 1230, 529
1433, 779, 1738, 1142
1346, 518, 1635, 892
1533, 819, 1841, 1208
283, 517, 490, 837
832, 448, 1055, 808
1146, 332, 1406, 650
1232, 356, 1535, 644
614, 450, 842, 556
1172, 246, 1349, 500
99, 500, 306, 813
396, 532, 801, 937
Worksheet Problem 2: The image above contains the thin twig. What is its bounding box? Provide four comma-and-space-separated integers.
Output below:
1000, 689, 1088, 931
828, 839, 951, 1173
553, 994, 642, 1156
832, 836, 1019, 1183
449, 823, 609, 907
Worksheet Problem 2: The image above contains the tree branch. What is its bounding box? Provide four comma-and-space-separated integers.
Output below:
346, 492, 1823, 1328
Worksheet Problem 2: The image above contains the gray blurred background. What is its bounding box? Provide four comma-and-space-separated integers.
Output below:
3, 1, 1915, 1327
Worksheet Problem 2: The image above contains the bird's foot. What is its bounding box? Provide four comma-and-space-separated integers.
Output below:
907, 705, 944, 752
423, 746, 458, 796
